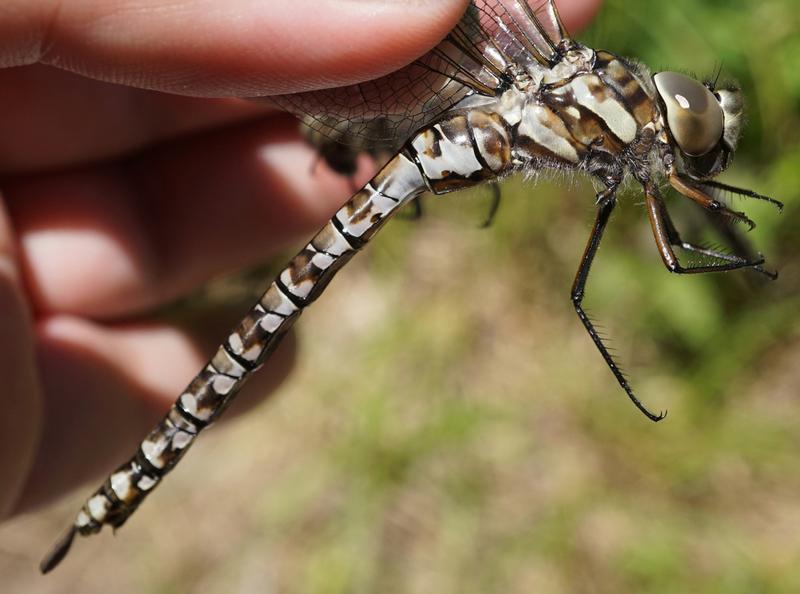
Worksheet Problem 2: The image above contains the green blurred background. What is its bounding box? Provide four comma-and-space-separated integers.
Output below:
2, 0, 799, 592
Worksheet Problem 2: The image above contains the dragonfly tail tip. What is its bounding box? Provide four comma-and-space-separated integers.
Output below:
40, 525, 77, 574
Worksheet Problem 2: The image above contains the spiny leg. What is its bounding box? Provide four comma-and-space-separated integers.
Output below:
700, 180, 784, 213
657, 198, 778, 280
646, 186, 766, 275
700, 209, 777, 280
669, 173, 756, 230
571, 189, 666, 422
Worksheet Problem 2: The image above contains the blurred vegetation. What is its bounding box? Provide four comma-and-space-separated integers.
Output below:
3, 1, 799, 593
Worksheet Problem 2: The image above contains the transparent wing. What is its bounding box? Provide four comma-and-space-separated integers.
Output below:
300, 114, 395, 178
268, 0, 569, 152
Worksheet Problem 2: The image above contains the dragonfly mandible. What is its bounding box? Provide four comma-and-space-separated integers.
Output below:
41, 0, 782, 573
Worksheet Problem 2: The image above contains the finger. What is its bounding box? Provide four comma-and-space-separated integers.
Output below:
15, 308, 296, 512
1, 0, 470, 96
0, 198, 42, 520
6, 114, 372, 319
0, 65, 268, 175
557, 0, 603, 31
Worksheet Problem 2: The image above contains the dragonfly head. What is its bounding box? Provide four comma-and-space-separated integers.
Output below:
653, 71, 743, 179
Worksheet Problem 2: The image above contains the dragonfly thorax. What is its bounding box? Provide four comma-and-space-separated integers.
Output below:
542, 43, 595, 85
501, 48, 659, 176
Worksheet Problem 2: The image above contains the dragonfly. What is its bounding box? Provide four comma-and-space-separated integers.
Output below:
40, 0, 782, 573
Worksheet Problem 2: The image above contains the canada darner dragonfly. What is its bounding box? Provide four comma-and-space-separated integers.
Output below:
41, 0, 782, 573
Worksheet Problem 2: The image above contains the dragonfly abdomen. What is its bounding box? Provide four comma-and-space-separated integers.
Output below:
40, 149, 437, 573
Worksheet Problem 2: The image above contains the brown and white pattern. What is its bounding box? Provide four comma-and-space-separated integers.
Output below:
42, 0, 780, 573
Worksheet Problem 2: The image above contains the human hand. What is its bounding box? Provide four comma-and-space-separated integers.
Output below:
0, 0, 601, 522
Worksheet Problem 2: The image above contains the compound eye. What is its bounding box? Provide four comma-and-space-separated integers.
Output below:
654, 71, 724, 156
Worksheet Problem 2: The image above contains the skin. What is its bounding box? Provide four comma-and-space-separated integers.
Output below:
0, 0, 602, 522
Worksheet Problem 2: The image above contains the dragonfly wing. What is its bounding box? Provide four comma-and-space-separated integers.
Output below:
267, 0, 570, 151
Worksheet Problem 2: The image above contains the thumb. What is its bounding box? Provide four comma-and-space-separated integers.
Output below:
0, 0, 470, 97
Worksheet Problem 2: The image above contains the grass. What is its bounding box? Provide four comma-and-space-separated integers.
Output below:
3, 0, 799, 592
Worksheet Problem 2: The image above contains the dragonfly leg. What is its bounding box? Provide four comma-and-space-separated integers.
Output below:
571, 187, 666, 423
669, 173, 756, 230
700, 210, 778, 279
645, 186, 767, 275
398, 198, 424, 221
479, 184, 502, 228
700, 180, 784, 213
660, 196, 778, 280
398, 185, 501, 227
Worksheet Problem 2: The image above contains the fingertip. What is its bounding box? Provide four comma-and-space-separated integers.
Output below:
5, 0, 600, 96
557, 0, 604, 32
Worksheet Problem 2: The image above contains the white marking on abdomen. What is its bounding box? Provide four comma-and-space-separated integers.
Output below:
411, 125, 483, 180
372, 152, 425, 199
